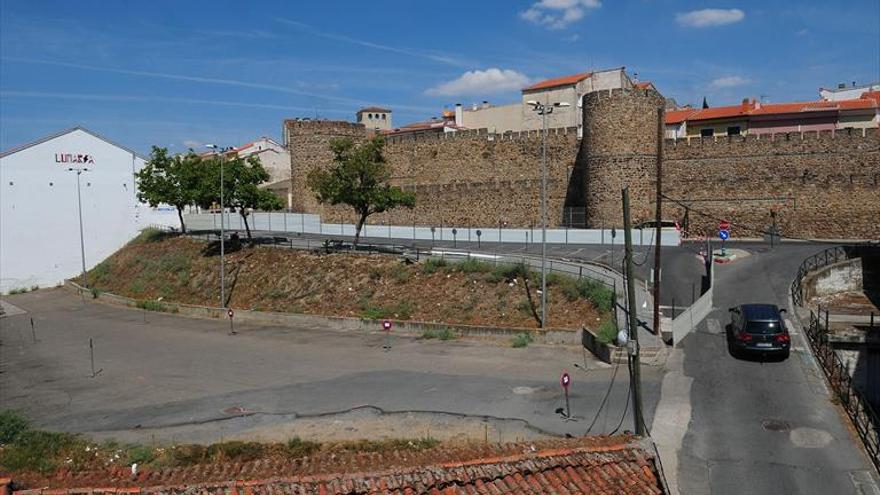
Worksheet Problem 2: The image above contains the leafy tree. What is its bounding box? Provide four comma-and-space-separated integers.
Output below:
196, 154, 282, 239
307, 136, 415, 246
136, 147, 200, 233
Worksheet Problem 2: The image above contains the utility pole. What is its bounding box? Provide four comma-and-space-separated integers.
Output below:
623, 187, 645, 435
205, 144, 227, 309
653, 107, 664, 336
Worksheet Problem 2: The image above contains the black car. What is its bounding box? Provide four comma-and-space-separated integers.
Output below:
727, 304, 791, 359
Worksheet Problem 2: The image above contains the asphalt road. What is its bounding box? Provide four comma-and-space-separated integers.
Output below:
0, 288, 662, 445
672, 242, 880, 495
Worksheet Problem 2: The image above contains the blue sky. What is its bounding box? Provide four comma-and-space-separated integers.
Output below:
1, 0, 878, 154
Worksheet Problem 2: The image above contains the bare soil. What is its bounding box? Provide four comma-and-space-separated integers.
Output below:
87, 233, 610, 330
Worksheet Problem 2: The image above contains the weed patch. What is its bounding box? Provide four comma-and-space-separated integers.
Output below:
420, 258, 448, 274
422, 328, 456, 340
512, 332, 534, 348
597, 320, 618, 344
136, 299, 167, 312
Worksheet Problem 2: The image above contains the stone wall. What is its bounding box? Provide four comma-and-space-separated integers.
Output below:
663, 129, 880, 239
285, 94, 880, 239
286, 120, 580, 228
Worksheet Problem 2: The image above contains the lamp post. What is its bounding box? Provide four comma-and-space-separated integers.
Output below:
527, 99, 570, 328
67, 166, 90, 289
205, 144, 228, 308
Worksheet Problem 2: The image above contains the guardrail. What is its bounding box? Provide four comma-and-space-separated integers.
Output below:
183, 212, 681, 247
806, 308, 880, 474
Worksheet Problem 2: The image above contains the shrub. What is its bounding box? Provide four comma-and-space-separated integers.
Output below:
420, 258, 448, 274
207, 441, 265, 462
90, 287, 101, 299
362, 305, 389, 320
389, 264, 410, 283
512, 333, 534, 348
125, 444, 157, 465
286, 437, 321, 457
168, 444, 208, 466
516, 299, 534, 317
0, 429, 80, 473
457, 259, 493, 274
422, 328, 456, 340
493, 263, 530, 282
368, 266, 384, 280
597, 320, 618, 345
393, 300, 414, 320
0, 410, 30, 444
136, 299, 167, 312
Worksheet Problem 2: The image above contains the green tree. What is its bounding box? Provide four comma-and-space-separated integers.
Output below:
307, 136, 415, 246
196, 154, 282, 239
136, 147, 200, 233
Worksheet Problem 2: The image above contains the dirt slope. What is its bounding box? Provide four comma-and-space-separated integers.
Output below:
87, 232, 611, 330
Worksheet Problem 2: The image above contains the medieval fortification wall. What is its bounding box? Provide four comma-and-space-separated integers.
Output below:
286, 89, 879, 240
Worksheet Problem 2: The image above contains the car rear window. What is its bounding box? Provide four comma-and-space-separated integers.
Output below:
745, 321, 783, 334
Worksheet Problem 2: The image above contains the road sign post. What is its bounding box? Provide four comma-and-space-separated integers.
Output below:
718, 220, 730, 256
382, 320, 392, 351
228, 308, 236, 335
561, 372, 572, 420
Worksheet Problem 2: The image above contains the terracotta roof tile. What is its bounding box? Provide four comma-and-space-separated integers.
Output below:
523, 72, 592, 91
9, 437, 663, 495
665, 96, 879, 125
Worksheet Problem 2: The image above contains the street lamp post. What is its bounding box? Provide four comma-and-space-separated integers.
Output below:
205, 144, 227, 308
527, 99, 570, 328
67, 167, 90, 289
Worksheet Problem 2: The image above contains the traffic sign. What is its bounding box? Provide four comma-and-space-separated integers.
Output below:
561, 372, 571, 389
719, 220, 730, 230
382, 320, 392, 331
227, 308, 234, 318
719, 230, 730, 241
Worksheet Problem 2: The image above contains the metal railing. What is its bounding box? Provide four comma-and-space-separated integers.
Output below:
791, 246, 857, 307
806, 308, 880, 473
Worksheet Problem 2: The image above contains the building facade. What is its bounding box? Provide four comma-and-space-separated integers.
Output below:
356, 107, 393, 131
231, 137, 292, 209
820, 81, 880, 101
0, 127, 176, 293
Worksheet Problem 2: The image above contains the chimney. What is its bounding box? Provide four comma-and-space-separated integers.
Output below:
482, 100, 490, 109
472, 102, 478, 111
741, 98, 750, 112
454, 103, 463, 127
838, 83, 846, 89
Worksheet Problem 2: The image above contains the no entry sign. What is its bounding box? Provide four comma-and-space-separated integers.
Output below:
382, 320, 392, 331
561, 372, 571, 389
719, 220, 730, 231
227, 308, 234, 318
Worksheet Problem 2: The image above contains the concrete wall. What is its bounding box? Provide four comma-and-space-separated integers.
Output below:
804, 258, 864, 300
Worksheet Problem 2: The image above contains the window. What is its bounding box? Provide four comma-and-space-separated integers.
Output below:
368, 113, 373, 119
382, 114, 386, 120
700, 128, 714, 137
727, 126, 741, 136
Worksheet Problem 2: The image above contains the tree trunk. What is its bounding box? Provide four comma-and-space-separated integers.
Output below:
176, 206, 187, 234
241, 210, 252, 239
353, 212, 369, 247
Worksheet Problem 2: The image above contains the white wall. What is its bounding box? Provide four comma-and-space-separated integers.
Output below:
0, 128, 177, 293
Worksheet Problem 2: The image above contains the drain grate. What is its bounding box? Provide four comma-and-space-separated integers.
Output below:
761, 419, 790, 432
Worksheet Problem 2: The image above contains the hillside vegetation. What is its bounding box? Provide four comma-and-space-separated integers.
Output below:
86, 230, 614, 331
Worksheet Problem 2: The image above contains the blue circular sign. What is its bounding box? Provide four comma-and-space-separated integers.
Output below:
719, 229, 730, 240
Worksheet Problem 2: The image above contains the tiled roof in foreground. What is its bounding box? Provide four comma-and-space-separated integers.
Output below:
6, 436, 664, 494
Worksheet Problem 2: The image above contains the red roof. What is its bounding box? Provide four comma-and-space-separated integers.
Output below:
861, 91, 880, 104
8, 436, 663, 495
524, 72, 592, 91
665, 97, 878, 124
635, 81, 654, 90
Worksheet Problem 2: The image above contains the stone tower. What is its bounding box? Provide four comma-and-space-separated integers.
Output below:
283, 119, 367, 213
576, 87, 665, 227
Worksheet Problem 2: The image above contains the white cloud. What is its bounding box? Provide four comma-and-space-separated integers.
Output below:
676, 8, 745, 28
709, 76, 750, 89
426, 69, 532, 96
520, 0, 601, 29
183, 140, 203, 149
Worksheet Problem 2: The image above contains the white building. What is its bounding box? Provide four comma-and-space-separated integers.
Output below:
356, 107, 393, 131
230, 137, 292, 209
0, 127, 176, 293
453, 67, 633, 136
819, 81, 880, 101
